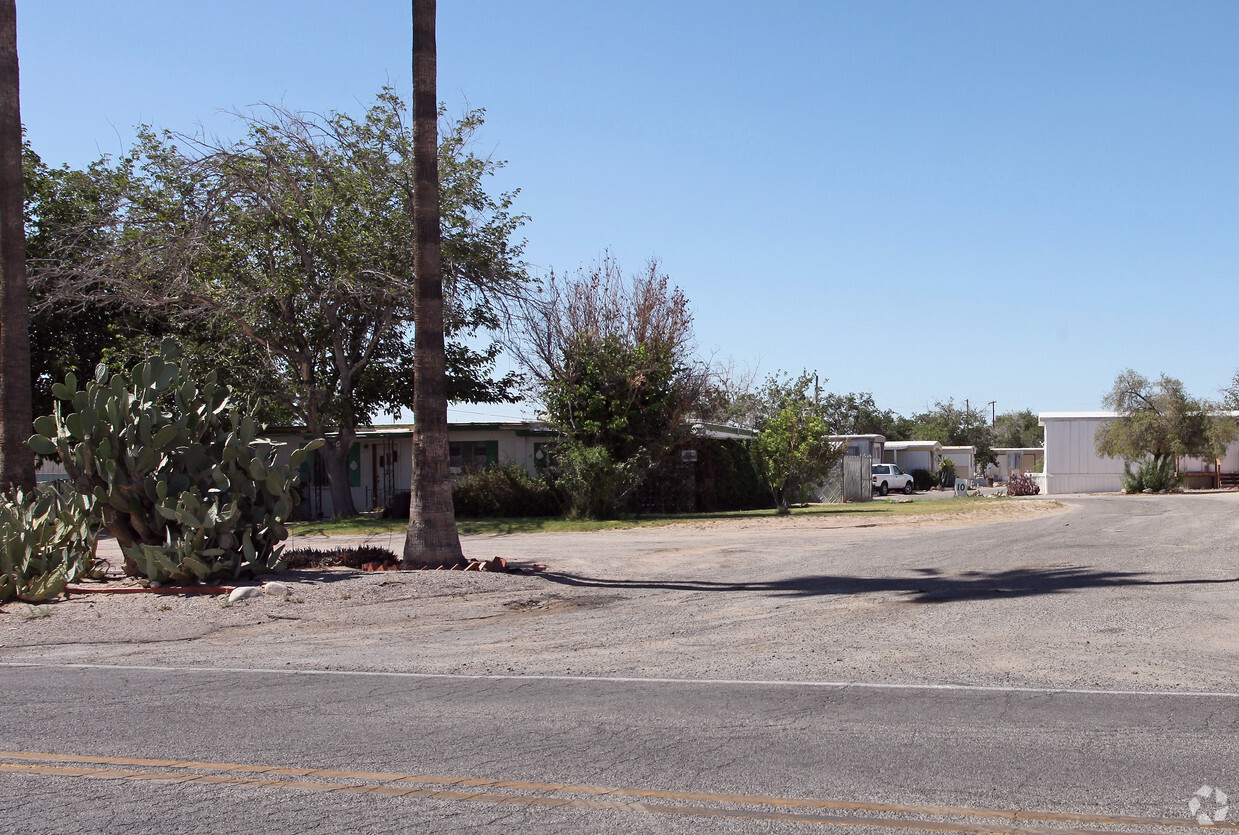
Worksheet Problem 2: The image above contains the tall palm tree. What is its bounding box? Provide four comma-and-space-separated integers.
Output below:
403, 0, 465, 567
0, 0, 33, 492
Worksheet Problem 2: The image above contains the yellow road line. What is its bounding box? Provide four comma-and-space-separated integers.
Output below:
0, 751, 1225, 833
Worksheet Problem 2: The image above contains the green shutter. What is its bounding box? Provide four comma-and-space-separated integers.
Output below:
485, 441, 498, 465
348, 443, 361, 486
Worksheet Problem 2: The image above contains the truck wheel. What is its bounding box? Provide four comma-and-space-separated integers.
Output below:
878, 482, 889, 496
903, 481, 914, 495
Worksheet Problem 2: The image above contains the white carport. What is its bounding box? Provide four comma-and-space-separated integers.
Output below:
882, 440, 942, 472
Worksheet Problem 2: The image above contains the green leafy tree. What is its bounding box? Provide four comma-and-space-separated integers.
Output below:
1096, 370, 1236, 469
1223, 369, 1239, 411
993, 408, 1043, 449
749, 371, 843, 515
819, 391, 903, 438
23, 139, 166, 419
514, 254, 708, 518
30, 89, 525, 518
906, 399, 996, 476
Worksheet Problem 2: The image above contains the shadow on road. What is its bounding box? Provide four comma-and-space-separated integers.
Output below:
537, 566, 1239, 604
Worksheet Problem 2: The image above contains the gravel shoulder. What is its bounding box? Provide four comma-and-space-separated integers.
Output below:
4, 494, 1237, 693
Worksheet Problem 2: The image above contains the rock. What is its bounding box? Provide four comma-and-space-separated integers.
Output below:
228, 586, 263, 603
263, 581, 291, 597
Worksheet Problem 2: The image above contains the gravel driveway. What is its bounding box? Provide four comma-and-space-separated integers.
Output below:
3, 494, 1237, 693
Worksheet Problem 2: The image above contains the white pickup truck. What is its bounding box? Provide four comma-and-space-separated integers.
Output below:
872, 463, 914, 495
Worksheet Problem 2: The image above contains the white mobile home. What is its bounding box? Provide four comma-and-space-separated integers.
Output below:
1038, 411, 1239, 494
1038, 412, 1128, 494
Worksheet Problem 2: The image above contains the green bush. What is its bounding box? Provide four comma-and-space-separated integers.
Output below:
911, 468, 939, 491
938, 457, 957, 488
0, 485, 105, 602
707, 440, 771, 511
28, 341, 320, 585
1121, 458, 1181, 493
632, 440, 771, 514
553, 443, 647, 519
452, 462, 560, 518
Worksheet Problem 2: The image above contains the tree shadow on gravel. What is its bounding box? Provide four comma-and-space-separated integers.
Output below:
537, 566, 1239, 604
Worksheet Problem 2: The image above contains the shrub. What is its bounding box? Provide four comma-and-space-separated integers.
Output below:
452, 462, 560, 518
632, 440, 770, 513
28, 341, 320, 585
1121, 458, 1181, 493
552, 443, 647, 519
382, 464, 561, 519
282, 546, 398, 569
1006, 471, 1040, 496
0, 485, 105, 602
911, 468, 939, 491
938, 457, 957, 488
704, 440, 771, 511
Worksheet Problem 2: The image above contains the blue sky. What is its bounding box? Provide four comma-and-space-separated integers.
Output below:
17, 1, 1239, 422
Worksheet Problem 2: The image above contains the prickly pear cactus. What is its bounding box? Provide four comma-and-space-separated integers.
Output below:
0, 484, 103, 602
28, 340, 321, 584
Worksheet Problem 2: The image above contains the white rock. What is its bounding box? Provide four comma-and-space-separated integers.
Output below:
228, 586, 263, 603
263, 581, 291, 597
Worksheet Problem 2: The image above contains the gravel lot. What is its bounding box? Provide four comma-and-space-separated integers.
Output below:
3, 493, 1237, 693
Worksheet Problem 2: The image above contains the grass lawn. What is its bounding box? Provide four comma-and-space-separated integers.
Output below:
290, 496, 1049, 537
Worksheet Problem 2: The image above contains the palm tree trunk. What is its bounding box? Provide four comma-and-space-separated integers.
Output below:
403, 0, 464, 567
0, 0, 33, 493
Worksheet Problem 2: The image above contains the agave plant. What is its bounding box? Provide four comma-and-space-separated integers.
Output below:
0, 484, 104, 602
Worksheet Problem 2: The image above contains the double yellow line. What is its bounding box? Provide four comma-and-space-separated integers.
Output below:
0, 750, 1227, 833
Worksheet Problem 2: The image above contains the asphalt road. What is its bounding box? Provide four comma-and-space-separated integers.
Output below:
3, 493, 1239, 833
2, 662, 1237, 833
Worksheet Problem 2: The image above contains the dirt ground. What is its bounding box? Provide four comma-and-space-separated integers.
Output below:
3, 495, 1236, 693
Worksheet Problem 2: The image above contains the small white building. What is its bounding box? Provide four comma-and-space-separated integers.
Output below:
266, 422, 558, 518
266, 419, 759, 518
882, 440, 942, 472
